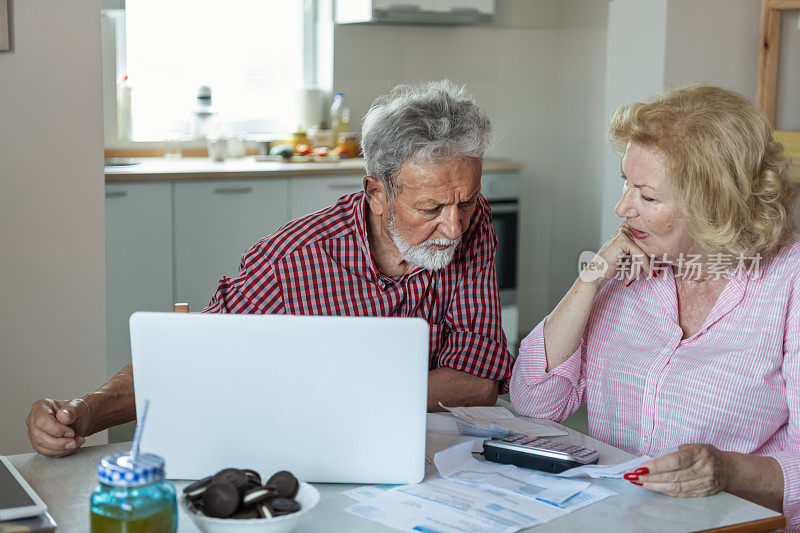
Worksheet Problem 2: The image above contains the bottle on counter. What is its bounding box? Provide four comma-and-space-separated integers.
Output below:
190, 85, 219, 140
290, 126, 310, 150
117, 75, 133, 141
335, 132, 360, 158
330, 93, 350, 145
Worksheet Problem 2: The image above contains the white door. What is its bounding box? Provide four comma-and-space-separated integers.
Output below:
174, 179, 289, 312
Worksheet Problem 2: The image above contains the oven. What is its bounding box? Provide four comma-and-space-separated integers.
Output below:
483, 172, 520, 351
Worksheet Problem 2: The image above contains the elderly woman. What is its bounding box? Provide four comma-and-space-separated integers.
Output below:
510, 86, 799, 523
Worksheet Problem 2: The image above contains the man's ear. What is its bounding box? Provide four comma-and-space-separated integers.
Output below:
363, 175, 389, 217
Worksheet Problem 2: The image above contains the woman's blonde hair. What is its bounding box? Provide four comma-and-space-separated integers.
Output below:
609, 85, 797, 262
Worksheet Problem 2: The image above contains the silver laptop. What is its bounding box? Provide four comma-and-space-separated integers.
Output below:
129, 312, 429, 484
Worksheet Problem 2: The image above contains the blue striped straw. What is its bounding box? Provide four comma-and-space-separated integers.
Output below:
130, 399, 150, 462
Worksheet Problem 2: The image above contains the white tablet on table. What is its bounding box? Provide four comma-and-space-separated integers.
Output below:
0, 455, 47, 521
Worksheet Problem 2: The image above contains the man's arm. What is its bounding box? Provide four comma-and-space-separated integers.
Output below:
427, 367, 499, 411
431, 198, 512, 408
26, 364, 135, 457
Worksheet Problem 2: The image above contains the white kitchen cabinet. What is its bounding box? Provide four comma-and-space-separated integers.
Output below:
174, 179, 289, 312
336, 0, 494, 24
288, 175, 364, 221
105, 182, 173, 378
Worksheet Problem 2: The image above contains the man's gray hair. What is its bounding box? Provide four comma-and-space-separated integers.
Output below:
361, 80, 493, 199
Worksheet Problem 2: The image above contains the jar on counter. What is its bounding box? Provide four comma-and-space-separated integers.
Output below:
90, 452, 176, 533
336, 132, 360, 158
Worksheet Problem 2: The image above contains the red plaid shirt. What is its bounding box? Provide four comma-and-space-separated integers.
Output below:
203, 191, 512, 384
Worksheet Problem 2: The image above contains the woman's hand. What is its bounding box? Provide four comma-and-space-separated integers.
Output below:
625, 444, 733, 497
583, 224, 652, 287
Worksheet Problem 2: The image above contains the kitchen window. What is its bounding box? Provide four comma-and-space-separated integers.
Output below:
112, 0, 311, 142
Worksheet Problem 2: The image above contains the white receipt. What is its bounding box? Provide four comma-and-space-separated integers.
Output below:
439, 404, 567, 438
557, 447, 678, 479
558, 454, 658, 478
434, 441, 590, 504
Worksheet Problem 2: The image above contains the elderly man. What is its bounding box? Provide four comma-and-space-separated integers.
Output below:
25, 80, 512, 457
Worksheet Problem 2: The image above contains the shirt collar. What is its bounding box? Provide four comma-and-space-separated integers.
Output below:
350, 193, 427, 287
651, 263, 750, 338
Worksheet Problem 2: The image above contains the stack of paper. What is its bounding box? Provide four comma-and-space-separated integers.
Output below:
439, 405, 567, 438
345, 441, 616, 533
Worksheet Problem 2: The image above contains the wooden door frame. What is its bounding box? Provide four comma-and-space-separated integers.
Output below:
757, 0, 800, 124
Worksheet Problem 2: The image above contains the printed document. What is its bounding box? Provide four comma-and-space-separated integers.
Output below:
345, 441, 616, 532
434, 441, 590, 504
439, 404, 567, 438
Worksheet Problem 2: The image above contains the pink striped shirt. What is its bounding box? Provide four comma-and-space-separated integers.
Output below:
510, 237, 800, 528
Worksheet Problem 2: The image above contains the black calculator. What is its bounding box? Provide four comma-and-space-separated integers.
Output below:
483, 435, 600, 474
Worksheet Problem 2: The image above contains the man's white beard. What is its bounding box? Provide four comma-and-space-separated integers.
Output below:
387, 208, 461, 271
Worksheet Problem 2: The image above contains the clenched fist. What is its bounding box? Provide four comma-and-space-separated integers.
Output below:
26, 398, 92, 457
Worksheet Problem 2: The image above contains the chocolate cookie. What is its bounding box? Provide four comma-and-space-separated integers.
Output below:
213, 468, 248, 494
265, 471, 299, 499
256, 502, 273, 519
231, 508, 260, 519
242, 486, 277, 507
269, 497, 302, 516
242, 469, 261, 484
183, 475, 214, 501
202, 481, 240, 518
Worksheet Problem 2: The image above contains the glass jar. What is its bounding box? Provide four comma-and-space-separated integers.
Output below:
336, 132, 360, 158
90, 453, 176, 533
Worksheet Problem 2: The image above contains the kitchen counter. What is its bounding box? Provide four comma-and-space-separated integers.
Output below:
105, 157, 524, 183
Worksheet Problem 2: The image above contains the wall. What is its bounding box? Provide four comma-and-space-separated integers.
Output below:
333, 0, 609, 331
547, 0, 609, 320
599, 0, 668, 240
665, 0, 799, 128
664, 0, 761, 99
600, 0, 800, 238
0, 0, 107, 454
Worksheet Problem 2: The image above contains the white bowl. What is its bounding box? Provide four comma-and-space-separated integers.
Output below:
182, 482, 320, 533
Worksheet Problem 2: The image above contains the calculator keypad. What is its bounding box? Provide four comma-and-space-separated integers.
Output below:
500, 435, 598, 462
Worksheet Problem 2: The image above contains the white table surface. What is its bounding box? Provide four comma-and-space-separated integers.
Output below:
6, 414, 783, 532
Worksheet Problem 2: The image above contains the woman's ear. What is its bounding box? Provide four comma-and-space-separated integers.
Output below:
363, 175, 389, 216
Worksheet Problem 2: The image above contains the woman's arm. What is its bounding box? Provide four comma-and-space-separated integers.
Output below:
542, 275, 604, 371
543, 226, 651, 371
725, 452, 784, 511
510, 226, 651, 419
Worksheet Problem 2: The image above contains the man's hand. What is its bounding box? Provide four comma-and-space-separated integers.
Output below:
26, 398, 91, 457
625, 444, 732, 497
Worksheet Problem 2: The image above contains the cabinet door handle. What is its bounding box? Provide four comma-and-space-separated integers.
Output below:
327, 183, 362, 191
213, 186, 253, 195
105, 190, 128, 198
490, 203, 519, 215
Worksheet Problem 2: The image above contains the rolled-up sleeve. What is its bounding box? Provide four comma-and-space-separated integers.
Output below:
436, 202, 512, 387
509, 317, 586, 422
770, 270, 800, 528
437, 261, 512, 384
